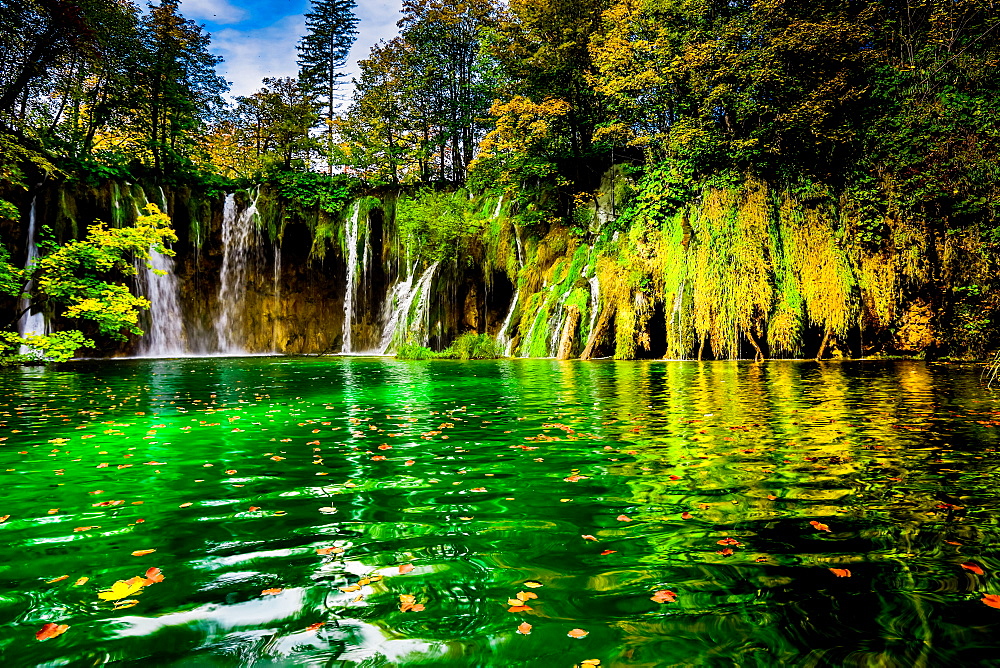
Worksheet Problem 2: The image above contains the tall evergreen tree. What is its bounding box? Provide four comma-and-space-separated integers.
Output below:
297, 0, 359, 172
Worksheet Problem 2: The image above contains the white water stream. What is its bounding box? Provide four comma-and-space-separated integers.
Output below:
378, 262, 440, 353
216, 192, 258, 353
341, 202, 361, 353
17, 197, 47, 352
135, 187, 186, 356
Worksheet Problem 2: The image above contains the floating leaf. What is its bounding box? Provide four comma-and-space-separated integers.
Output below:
317, 546, 344, 555
581, 535, 597, 541
0, 515, 9, 523
567, 628, 589, 638
305, 622, 325, 632
131, 549, 156, 557
507, 605, 532, 612
318, 507, 338, 514
399, 564, 414, 574
113, 599, 140, 610
144, 567, 164, 584
470, 487, 487, 492
983, 595, 1000, 609
45, 575, 69, 584
809, 520, 831, 532
35, 623, 69, 641
74, 577, 89, 586
523, 581, 543, 588
517, 622, 532, 635
98, 578, 145, 601
961, 562, 985, 575
339, 584, 361, 593
248, 506, 260, 511
262, 588, 283, 595
829, 569, 852, 578
616, 515, 632, 522
179, 503, 193, 508
400, 594, 425, 612
651, 590, 676, 603
516, 591, 538, 602
600, 550, 617, 555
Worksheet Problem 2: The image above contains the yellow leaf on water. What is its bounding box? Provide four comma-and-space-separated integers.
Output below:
97, 578, 145, 601
516, 591, 538, 602
74, 577, 89, 586
131, 549, 156, 556
523, 581, 543, 588
113, 599, 140, 610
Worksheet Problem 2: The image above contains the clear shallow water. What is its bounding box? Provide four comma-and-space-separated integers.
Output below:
2, 358, 1000, 666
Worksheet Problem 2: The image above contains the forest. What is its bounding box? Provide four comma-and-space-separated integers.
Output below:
2, 0, 1000, 362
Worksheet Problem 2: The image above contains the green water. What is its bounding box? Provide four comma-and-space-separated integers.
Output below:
2, 358, 1000, 666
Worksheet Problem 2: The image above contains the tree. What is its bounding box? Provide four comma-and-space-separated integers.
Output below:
137, 0, 229, 175
298, 0, 359, 172
0, 205, 177, 364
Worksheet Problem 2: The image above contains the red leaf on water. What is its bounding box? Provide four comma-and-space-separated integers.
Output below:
962, 562, 985, 575
35, 623, 69, 641
681, 512, 692, 520
717, 538, 741, 546
600, 550, 617, 555
716, 548, 734, 556
829, 568, 852, 578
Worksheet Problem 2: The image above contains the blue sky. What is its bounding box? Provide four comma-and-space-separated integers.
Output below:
178, 0, 402, 100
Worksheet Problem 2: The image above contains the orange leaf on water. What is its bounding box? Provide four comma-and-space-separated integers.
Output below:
983, 595, 1000, 609
517, 622, 532, 635
507, 605, 532, 612
567, 628, 589, 638
581, 535, 597, 541
681, 512, 692, 520
600, 550, 617, 555
317, 546, 344, 555
45, 575, 69, 584
144, 567, 164, 584
616, 515, 632, 522
305, 622, 325, 632
131, 549, 156, 557
829, 569, 852, 578
650, 590, 676, 603
470, 487, 487, 492
74, 577, 89, 586
516, 591, 538, 602
399, 564, 414, 574
961, 562, 985, 575
716, 548, 734, 556
809, 520, 831, 532
248, 506, 260, 511
262, 588, 283, 595
0, 515, 9, 523
35, 623, 69, 641
179, 503, 192, 508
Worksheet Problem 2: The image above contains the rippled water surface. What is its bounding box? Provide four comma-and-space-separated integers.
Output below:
3, 358, 1000, 666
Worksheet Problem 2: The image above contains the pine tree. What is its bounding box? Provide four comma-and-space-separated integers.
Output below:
297, 0, 359, 172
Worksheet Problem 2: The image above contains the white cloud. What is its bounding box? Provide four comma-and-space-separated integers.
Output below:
213, 15, 306, 97
210, 2, 402, 100
180, 0, 248, 24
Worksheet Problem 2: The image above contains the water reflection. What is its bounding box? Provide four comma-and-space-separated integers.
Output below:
0, 359, 998, 665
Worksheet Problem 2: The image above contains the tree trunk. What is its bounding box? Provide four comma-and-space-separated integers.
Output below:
557, 306, 581, 360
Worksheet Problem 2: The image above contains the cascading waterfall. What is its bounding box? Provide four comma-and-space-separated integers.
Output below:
341, 202, 361, 353
378, 262, 440, 353
272, 242, 282, 352
587, 274, 601, 341
216, 192, 258, 353
497, 290, 520, 357
135, 187, 186, 356
668, 279, 687, 360
17, 197, 47, 351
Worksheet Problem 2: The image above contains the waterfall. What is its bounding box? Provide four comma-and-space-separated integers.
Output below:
17, 197, 47, 351
378, 262, 440, 353
272, 242, 282, 352
341, 202, 361, 353
135, 187, 186, 356
587, 275, 601, 338
493, 195, 504, 219
668, 280, 686, 360
216, 192, 258, 353
497, 289, 520, 357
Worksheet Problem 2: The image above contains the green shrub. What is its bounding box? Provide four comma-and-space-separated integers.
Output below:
395, 342, 436, 360
441, 333, 505, 360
